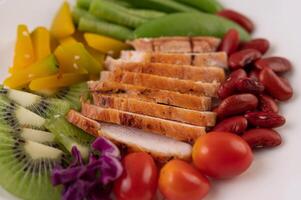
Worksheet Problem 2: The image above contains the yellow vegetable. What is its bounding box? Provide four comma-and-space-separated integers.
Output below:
54, 42, 102, 75
87, 47, 106, 65
11, 24, 35, 71
50, 1, 75, 39
59, 36, 78, 45
29, 73, 89, 90
84, 33, 130, 55
31, 27, 51, 60
4, 55, 58, 89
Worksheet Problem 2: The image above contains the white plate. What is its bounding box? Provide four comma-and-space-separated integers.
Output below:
0, 0, 301, 199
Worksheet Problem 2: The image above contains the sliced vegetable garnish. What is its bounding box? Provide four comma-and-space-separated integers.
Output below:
11, 24, 35, 71
4, 55, 58, 89
54, 42, 102, 74
31, 27, 51, 60
51, 1, 75, 39
51, 137, 123, 200
29, 73, 89, 90
84, 33, 129, 55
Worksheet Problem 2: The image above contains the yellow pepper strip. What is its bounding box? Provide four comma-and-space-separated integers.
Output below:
31, 27, 51, 61
29, 73, 89, 90
4, 55, 58, 89
59, 36, 78, 45
86, 46, 105, 65
11, 24, 35, 71
84, 33, 130, 56
54, 42, 102, 75
50, 1, 75, 39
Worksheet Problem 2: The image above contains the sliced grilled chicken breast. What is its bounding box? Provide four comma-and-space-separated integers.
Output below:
67, 110, 193, 161
119, 51, 227, 68
106, 60, 225, 82
81, 103, 206, 142
88, 81, 212, 111
127, 36, 220, 53
100, 70, 220, 97
92, 94, 216, 126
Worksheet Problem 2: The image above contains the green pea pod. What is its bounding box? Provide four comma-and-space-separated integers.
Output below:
127, 9, 166, 19
72, 7, 96, 24
122, 0, 199, 13
77, 0, 91, 10
89, 0, 147, 28
77, 0, 132, 10
78, 17, 134, 41
134, 12, 251, 41
174, 0, 223, 13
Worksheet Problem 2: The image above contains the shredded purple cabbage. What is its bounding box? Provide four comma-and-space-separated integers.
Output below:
51, 137, 123, 200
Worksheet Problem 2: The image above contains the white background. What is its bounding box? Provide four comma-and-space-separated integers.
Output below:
0, 0, 301, 199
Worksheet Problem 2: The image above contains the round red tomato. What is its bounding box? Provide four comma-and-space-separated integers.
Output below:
159, 159, 210, 200
192, 131, 253, 179
114, 152, 158, 200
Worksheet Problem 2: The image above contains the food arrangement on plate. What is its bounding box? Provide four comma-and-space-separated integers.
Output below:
0, 0, 294, 199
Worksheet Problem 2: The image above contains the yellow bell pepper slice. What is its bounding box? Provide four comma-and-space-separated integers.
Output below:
59, 36, 78, 45
54, 42, 102, 75
11, 24, 35, 71
29, 73, 89, 90
4, 55, 58, 89
31, 27, 51, 61
50, 1, 75, 39
84, 33, 130, 55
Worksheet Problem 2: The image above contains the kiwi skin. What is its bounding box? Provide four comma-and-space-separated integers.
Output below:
0, 130, 66, 200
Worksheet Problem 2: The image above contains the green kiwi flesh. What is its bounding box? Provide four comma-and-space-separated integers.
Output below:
0, 131, 65, 200
0, 96, 45, 130
45, 116, 95, 159
0, 87, 71, 118
52, 82, 89, 110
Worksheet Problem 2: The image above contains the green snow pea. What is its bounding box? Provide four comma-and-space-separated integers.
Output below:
134, 12, 251, 41
89, 0, 147, 28
174, 0, 223, 13
122, 0, 199, 13
78, 17, 134, 41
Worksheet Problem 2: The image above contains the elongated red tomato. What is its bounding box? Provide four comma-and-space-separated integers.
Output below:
193, 132, 253, 179
114, 152, 158, 200
159, 160, 210, 200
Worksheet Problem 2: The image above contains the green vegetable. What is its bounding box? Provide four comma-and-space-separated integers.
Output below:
122, 0, 199, 13
79, 17, 134, 41
174, 0, 223, 13
135, 12, 251, 41
127, 9, 166, 19
77, 0, 133, 9
89, 0, 147, 28
77, 0, 91, 10
72, 7, 96, 24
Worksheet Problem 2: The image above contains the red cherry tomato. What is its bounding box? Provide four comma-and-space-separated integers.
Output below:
159, 160, 210, 200
114, 152, 158, 200
192, 132, 253, 179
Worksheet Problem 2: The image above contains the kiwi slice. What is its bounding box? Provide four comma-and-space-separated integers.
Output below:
0, 131, 66, 200
0, 95, 45, 130
52, 82, 89, 110
0, 87, 70, 118
45, 116, 95, 159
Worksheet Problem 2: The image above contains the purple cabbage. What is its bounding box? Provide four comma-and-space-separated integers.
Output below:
51, 137, 123, 200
